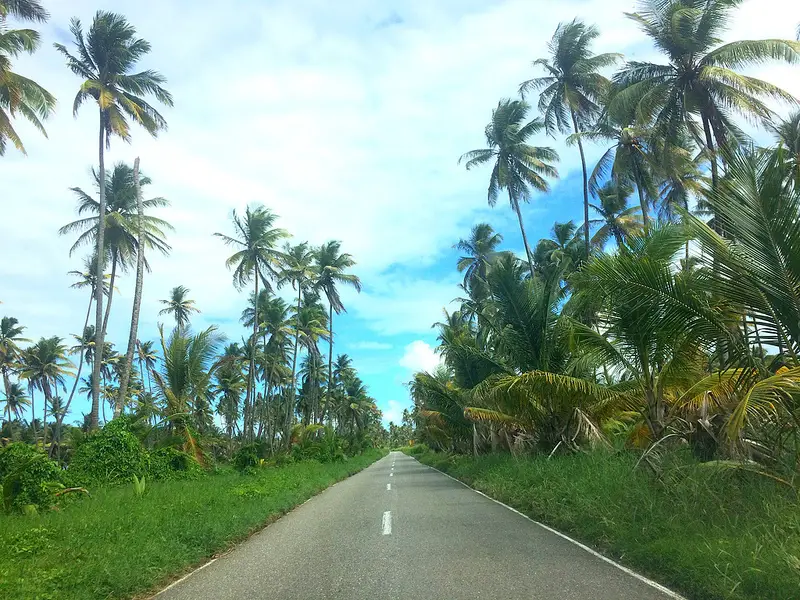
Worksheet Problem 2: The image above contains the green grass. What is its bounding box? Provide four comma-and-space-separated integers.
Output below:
0, 450, 385, 600
402, 448, 800, 600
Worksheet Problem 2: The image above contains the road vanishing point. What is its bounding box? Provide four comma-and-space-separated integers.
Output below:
156, 451, 683, 600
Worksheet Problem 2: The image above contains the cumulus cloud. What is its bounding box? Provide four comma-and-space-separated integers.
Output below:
399, 340, 442, 373
350, 341, 394, 350
382, 399, 407, 425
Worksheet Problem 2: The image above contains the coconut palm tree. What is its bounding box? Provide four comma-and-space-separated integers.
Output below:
768, 110, 800, 189
0, 0, 55, 155
460, 99, 559, 279
579, 118, 656, 225
455, 223, 504, 294
215, 205, 288, 440
589, 181, 643, 247
55, 11, 173, 429
19, 337, 74, 446
0, 316, 28, 403
152, 325, 223, 462
3, 381, 29, 423
60, 162, 172, 336
136, 339, 157, 394
313, 240, 361, 419
158, 285, 200, 329
611, 0, 800, 190
281, 243, 319, 443
520, 19, 621, 255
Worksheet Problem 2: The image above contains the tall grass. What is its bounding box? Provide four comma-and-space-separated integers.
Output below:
405, 449, 800, 600
0, 450, 385, 600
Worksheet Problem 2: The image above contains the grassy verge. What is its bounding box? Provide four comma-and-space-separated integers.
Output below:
401, 446, 800, 600
0, 449, 385, 600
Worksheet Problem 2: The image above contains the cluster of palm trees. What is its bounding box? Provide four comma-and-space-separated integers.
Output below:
414, 1, 800, 478
1, 2, 383, 459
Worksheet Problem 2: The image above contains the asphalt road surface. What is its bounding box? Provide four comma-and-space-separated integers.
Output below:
156, 451, 682, 600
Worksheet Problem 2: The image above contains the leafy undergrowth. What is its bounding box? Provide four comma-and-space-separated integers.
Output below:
0, 449, 385, 600
402, 447, 800, 600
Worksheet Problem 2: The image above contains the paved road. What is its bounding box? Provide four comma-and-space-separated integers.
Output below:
157, 451, 681, 600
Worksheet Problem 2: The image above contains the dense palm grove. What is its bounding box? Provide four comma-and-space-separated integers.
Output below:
412, 1, 800, 483
1, 1, 385, 496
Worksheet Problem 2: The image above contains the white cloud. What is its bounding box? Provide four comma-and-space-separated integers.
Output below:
382, 399, 408, 425
3, 0, 799, 375
350, 341, 393, 350
399, 340, 442, 373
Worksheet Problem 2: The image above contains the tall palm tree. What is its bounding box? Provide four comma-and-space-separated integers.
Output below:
0, 0, 55, 155
59, 162, 172, 336
454, 223, 504, 293
3, 381, 29, 423
0, 315, 28, 403
19, 337, 74, 446
460, 99, 559, 279
612, 0, 800, 190
55, 11, 173, 429
520, 19, 621, 256
313, 240, 361, 420
136, 339, 157, 394
215, 205, 288, 440
281, 242, 318, 443
580, 118, 656, 225
589, 181, 643, 247
158, 285, 200, 329
769, 110, 800, 189
59, 255, 111, 440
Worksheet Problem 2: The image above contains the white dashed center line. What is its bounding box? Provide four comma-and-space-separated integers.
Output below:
386, 483, 391, 491
382, 511, 392, 535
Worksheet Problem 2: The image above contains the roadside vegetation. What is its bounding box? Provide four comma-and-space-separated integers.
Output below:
0, 449, 385, 600
401, 2, 800, 599
1, 3, 389, 598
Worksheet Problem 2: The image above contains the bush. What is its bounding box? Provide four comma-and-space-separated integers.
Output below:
148, 448, 204, 481
68, 418, 149, 486
232, 443, 264, 472
0, 443, 63, 512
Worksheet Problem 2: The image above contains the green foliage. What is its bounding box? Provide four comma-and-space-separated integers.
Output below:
0, 443, 62, 512
232, 442, 267, 472
291, 424, 344, 463
67, 418, 148, 486
132, 474, 146, 498
147, 447, 204, 481
0, 449, 385, 600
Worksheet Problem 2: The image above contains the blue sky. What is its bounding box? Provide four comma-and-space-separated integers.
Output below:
2, 0, 799, 426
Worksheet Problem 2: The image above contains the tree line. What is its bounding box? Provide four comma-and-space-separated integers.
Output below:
412, 0, 800, 482
1, 1, 385, 461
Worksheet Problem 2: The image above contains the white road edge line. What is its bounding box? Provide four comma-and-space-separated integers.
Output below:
417, 459, 686, 600
382, 511, 392, 535
387, 483, 391, 491
154, 558, 217, 596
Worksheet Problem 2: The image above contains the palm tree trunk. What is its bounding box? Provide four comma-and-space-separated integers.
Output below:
245, 275, 259, 441
571, 112, 590, 260
54, 291, 93, 457
117, 158, 145, 417
288, 286, 302, 448
510, 194, 536, 279
101, 252, 118, 338
326, 303, 333, 426
42, 380, 51, 448
701, 112, 719, 193
30, 388, 36, 445
91, 112, 107, 430
2, 367, 11, 421
635, 174, 649, 227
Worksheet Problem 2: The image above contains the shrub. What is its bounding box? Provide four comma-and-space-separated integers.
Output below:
68, 418, 149, 486
148, 447, 204, 481
0, 443, 63, 512
232, 443, 263, 472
